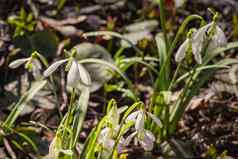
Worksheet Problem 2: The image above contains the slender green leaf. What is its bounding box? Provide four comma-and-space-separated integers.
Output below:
155, 33, 167, 67
70, 86, 90, 148
3, 80, 47, 128
203, 41, 238, 64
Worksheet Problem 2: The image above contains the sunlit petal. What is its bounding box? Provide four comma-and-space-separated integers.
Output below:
32, 59, 42, 70
125, 110, 140, 122
139, 130, 155, 151
175, 39, 189, 63
207, 25, 227, 52
192, 22, 213, 64
44, 59, 68, 77
67, 60, 81, 88
32, 66, 42, 80
124, 131, 137, 146
108, 105, 120, 126
135, 111, 144, 133
9, 58, 30, 69
77, 63, 91, 86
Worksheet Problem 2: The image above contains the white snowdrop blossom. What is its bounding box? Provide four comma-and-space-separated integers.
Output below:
9, 57, 30, 68
124, 110, 162, 151
9, 55, 42, 80
97, 125, 124, 156
175, 29, 202, 64
48, 136, 73, 159
98, 127, 115, 151
96, 104, 130, 157
175, 22, 227, 64
97, 126, 126, 157
192, 22, 227, 60
44, 57, 91, 89
175, 38, 193, 63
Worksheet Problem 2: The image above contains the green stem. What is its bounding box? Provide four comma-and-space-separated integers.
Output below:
168, 63, 182, 90
169, 69, 196, 135
62, 89, 76, 147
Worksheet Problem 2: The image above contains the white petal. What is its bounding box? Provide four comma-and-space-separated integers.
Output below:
108, 105, 120, 126
125, 110, 140, 122
9, 58, 30, 69
117, 137, 125, 153
43, 59, 68, 77
98, 127, 111, 144
135, 111, 144, 133
215, 25, 227, 46
77, 63, 91, 86
103, 138, 115, 150
147, 112, 162, 128
207, 25, 227, 52
99, 127, 115, 149
124, 131, 137, 146
192, 22, 213, 64
175, 39, 189, 63
32, 66, 42, 80
59, 149, 73, 156
139, 130, 155, 151
192, 47, 202, 64
67, 60, 81, 88
118, 106, 128, 114
32, 59, 42, 70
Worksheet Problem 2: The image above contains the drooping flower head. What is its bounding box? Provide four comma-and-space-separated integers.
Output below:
43, 49, 91, 89
9, 51, 43, 80
124, 109, 162, 151
175, 12, 227, 64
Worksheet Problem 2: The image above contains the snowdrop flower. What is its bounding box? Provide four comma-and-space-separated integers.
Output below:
48, 136, 73, 159
97, 126, 126, 157
9, 52, 42, 80
175, 35, 195, 63
175, 19, 227, 64
108, 104, 120, 127
175, 29, 202, 64
97, 103, 129, 156
98, 127, 115, 151
43, 51, 91, 89
124, 110, 162, 151
106, 102, 128, 134
192, 22, 227, 59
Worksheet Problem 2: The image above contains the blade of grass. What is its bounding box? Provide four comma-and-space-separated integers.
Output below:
155, 33, 167, 67
3, 80, 47, 128
203, 41, 238, 64
70, 86, 90, 148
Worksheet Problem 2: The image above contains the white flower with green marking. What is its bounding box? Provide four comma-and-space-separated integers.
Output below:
124, 110, 162, 151
175, 21, 227, 64
9, 53, 43, 80
44, 57, 91, 89
192, 22, 227, 59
